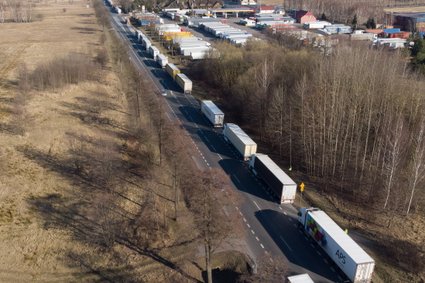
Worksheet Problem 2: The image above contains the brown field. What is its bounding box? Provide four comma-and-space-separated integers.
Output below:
0, 1, 201, 282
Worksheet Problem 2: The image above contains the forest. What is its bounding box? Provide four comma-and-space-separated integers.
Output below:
194, 40, 425, 219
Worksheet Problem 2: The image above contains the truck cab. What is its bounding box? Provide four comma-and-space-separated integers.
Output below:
298, 207, 320, 227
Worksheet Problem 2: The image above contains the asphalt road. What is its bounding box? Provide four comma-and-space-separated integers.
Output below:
108, 9, 348, 283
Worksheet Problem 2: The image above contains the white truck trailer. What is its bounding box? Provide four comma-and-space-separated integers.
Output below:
149, 46, 160, 59
287, 274, 315, 283
175, 73, 192, 94
156, 54, 168, 68
201, 100, 224, 127
143, 38, 152, 51
165, 63, 180, 79
298, 208, 375, 283
223, 123, 257, 160
249, 153, 296, 204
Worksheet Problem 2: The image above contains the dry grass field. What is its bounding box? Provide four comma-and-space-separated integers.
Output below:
0, 1, 201, 282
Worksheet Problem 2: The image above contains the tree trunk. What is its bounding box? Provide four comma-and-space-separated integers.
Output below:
205, 242, 212, 283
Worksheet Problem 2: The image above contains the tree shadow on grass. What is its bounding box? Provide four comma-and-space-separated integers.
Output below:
23, 144, 201, 282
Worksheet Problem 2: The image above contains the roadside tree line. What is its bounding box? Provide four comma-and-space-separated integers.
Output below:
195, 40, 425, 218
283, 0, 425, 26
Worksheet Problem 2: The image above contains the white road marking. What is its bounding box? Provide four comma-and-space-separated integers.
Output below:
235, 206, 239, 210
316, 250, 322, 256
251, 230, 255, 235
269, 257, 274, 263
288, 218, 293, 222
247, 223, 250, 228
283, 211, 287, 215
330, 267, 336, 272
233, 175, 241, 184
279, 236, 293, 252
279, 206, 282, 210
260, 244, 265, 249
210, 144, 216, 151
324, 259, 329, 264
217, 153, 223, 160
252, 200, 261, 210
255, 237, 259, 241
243, 218, 247, 222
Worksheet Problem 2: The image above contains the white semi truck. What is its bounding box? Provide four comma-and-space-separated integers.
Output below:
201, 100, 224, 127
298, 208, 375, 283
249, 153, 296, 204
223, 123, 257, 160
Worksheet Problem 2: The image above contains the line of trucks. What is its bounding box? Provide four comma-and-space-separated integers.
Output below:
134, 29, 193, 94
200, 100, 297, 205
123, 14, 375, 283
200, 100, 375, 283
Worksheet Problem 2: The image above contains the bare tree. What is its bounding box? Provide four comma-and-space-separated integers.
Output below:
383, 113, 406, 210
186, 169, 239, 283
406, 117, 425, 215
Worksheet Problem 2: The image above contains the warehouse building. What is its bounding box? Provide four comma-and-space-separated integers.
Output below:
393, 12, 425, 37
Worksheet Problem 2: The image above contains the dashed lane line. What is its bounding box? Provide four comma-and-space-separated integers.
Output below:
252, 200, 261, 210
330, 267, 336, 272
243, 218, 247, 222
251, 230, 255, 235
255, 237, 259, 241
260, 244, 265, 249
247, 223, 250, 228
217, 153, 223, 160
279, 206, 282, 210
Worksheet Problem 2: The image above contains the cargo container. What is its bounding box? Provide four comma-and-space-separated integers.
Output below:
180, 46, 211, 56
201, 100, 224, 127
298, 208, 375, 283
249, 154, 296, 204
190, 50, 209, 60
350, 32, 376, 41
156, 54, 168, 68
175, 73, 192, 94
303, 21, 331, 29
287, 274, 315, 283
223, 123, 257, 160
165, 63, 180, 79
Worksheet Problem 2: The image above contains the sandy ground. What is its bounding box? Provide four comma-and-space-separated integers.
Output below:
0, 1, 199, 282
